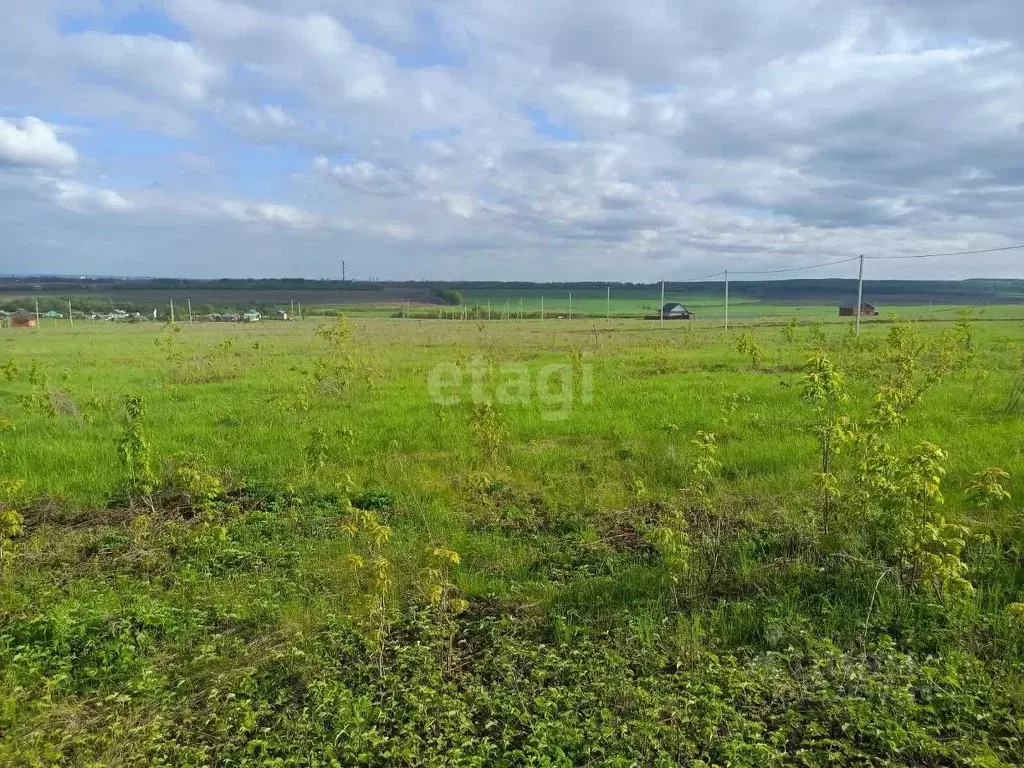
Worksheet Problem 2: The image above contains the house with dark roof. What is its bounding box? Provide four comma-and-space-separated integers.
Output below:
839, 302, 877, 317
646, 302, 695, 320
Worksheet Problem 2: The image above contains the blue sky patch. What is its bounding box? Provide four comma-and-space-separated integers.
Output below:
59, 7, 191, 41
344, 8, 465, 69
520, 105, 578, 141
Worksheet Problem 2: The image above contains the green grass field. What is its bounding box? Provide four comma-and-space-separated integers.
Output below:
2, 311, 1024, 765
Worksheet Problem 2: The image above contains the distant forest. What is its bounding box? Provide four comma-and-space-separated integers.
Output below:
1, 275, 1022, 314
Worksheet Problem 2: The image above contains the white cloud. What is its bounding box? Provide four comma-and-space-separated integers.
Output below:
66, 31, 224, 103
557, 82, 633, 120
444, 194, 476, 219
218, 199, 317, 228
167, 0, 392, 105
51, 180, 132, 213
318, 158, 418, 198
0, 117, 77, 168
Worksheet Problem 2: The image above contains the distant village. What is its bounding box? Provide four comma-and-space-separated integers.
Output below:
0, 307, 292, 327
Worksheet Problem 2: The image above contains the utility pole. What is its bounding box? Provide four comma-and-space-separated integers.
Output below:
187, 299, 193, 325
724, 270, 730, 331
606, 286, 610, 323
298, 302, 302, 321
35, 298, 40, 327
487, 299, 491, 320
540, 295, 544, 320
68, 299, 74, 328
342, 260, 346, 282
568, 292, 572, 320
170, 299, 175, 324
855, 254, 865, 336
660, 281, 665, 329
290, 299, 295, 317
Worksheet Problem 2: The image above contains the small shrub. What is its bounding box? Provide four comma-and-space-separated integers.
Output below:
168, 453, 225, 520
967, 467, 1012, 509
735, 332, 764, 369
1, 359, 19, 383
781, 317, 798, 345
117, 395, 156, 503
0, 478, 25, 560
353, 490, 396, 512
469, 402, 505, 460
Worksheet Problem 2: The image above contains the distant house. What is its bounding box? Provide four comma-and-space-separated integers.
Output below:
5, 311, 36, 328
839, 302, 877, 317
276, 309, 289, 321
646, 302, 695, 320
242, 310, 262, 322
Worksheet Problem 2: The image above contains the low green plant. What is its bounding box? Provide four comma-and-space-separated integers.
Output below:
305, 425, 329, 474
802, 353, 849, 536
782, 317, 799, 345
1005, 351, 1024, 414
735, 332, 765, 368
954, 307, 976, 359
0, 478, 25, 561
1, 359, 19, 383
967, 467, 1012, 508
649, 431, 726, 605
809, 321, 827, 348
342, 506, 395, 673
353, 489, 396, 511
168, 452, 225, 521
117, 395, 157, 504
469, 401, 505, 460
688, 430, 721, 509
316, 314, 353, 349
421, 546, 468, 615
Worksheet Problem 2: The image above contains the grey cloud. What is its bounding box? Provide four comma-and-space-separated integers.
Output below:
600, 195, 641, 210
502, 148, 568, 175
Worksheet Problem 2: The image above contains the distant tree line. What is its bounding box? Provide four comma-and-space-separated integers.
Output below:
2, 276, 1022, 307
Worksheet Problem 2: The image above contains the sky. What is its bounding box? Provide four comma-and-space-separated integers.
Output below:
2, 1, 1024, 281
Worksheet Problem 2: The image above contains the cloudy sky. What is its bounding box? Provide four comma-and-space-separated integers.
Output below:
2, 0, 1024, 280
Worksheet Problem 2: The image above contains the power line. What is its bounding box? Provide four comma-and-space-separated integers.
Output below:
865, 243, 1024, 260
675, 270, 727, 282
661, 240, 1024, 299
730, 256, 860, 276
